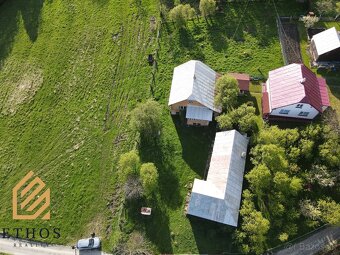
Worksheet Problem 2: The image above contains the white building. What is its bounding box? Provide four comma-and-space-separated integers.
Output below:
187, 130, 249, 227
310, 27, 340, 62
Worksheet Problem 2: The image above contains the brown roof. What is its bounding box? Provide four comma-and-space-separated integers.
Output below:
262, 92, 270, 115
229, 73, 250, 91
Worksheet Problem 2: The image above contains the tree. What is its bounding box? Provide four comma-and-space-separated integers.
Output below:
216, 104, 257, 133
299, 139, 314, 159
289, 176, 303, 196
130, 99, 162, 142
308, 164, 336, 187
169, 4, 196, 27
317, 199, 340, 225
237, 190, 270, 255
118, 150, 140, 179
199, 0, 216, 18
214, 74, 239, 111
274, 172, 291, 194
251, 144, 288, 172
140, 163, 159, 198
299, 15, 320, 28
258, 126, 299, 148
245, 164, 271, 196
315, 0, 337, 17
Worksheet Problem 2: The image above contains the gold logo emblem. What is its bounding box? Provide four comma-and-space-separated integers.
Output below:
13, 171, 50, 220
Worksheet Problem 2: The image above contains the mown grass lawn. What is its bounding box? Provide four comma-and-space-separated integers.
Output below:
0, 0, 313, 254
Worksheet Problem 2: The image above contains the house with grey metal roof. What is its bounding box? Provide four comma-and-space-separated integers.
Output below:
187, 130, 249, 226
168, 60, 222, 126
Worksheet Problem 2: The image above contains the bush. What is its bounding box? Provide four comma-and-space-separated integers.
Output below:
199, 0, 216, 18
140, 163, 159, 198
169, 4, 196, 27
130, 99, 162, 142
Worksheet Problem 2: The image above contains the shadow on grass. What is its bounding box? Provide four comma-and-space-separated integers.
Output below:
178, 27, 205, 61
238, 92, 261, 115
188, 216, 235, 254
124, 197, 173, 253
0, 1, 20, 68
317, 69, 340, 100
139, 136, 182, 209
172, 115, 215, 177
19, 0, 44, 42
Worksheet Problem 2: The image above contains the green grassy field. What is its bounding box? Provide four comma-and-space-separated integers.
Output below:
0, 0, 321, 254
0, 0, 159, 250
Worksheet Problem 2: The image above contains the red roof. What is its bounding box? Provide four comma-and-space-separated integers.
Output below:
267, 64, 330, 113
229, 73, 250, 91
317, 77, 330, 108
262, 92, 270, 115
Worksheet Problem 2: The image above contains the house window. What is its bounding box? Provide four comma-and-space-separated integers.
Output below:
179, 106, 186, 110
296, 104, 303, 108
279, 109, 290, 114
298, 111, 309, 117
188, 100, 194, 104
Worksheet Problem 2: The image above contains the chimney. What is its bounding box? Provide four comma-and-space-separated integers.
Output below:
300, 77, 306, 84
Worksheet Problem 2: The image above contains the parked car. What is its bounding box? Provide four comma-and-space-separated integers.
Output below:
76, 237, 101, 250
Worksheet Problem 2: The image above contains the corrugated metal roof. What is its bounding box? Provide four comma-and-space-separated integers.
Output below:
267, 64, 329, 113
186, 105, 213, 121
168, 60, 221, 112
312, 27, 340, 56
187, 130, 249, 227
318, 77, 330, 107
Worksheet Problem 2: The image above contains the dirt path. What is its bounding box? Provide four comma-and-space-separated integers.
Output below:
274, 226, 340, 255
0, 237, 110, 255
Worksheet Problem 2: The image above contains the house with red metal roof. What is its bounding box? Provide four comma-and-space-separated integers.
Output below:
262, 63, 330, 120
229, 73, 250, 92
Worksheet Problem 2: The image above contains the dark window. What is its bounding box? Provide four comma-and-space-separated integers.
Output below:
296, 104, 303, 108
89, 239, 94, 247
279, 109, 290, 114
298, 111, 309, 117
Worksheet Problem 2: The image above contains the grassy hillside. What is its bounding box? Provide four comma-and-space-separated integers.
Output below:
1, 0, 327, 254
0, 0, 158, 249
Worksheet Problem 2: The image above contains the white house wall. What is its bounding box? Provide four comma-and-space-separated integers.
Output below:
270, 103, 319, 119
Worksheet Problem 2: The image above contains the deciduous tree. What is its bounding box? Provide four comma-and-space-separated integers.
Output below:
140, 163, 159, 198
214, 74, 239, 111
199, 0, 216, 18
130, 99, 162, 142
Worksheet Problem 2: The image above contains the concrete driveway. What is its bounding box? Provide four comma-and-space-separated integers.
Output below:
0, 238, 110, 255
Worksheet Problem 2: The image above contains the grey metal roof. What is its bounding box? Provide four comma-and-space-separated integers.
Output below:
187, 130, 249, 227
168, 60, 221, 113
186, 105, 213, 121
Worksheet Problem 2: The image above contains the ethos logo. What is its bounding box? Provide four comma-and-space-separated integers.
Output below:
13, 171, 51, 220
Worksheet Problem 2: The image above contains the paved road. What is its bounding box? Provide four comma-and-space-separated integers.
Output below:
274, 226, 340, 255
0, 238, 110, 255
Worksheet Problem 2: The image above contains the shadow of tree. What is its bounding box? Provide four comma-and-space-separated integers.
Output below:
139, 136, 182, 209
19, 0, 44, 42
0, 1, 20, 69
124, 191, 173, 253
172, 115, 215, 177
188, 216, 235, 254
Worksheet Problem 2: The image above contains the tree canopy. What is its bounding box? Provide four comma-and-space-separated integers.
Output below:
130, 99, 162, 142
140, 163, 159, 198
214, 74, 239, 111
169, 4, 196, 27
199, 0, 216, 18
